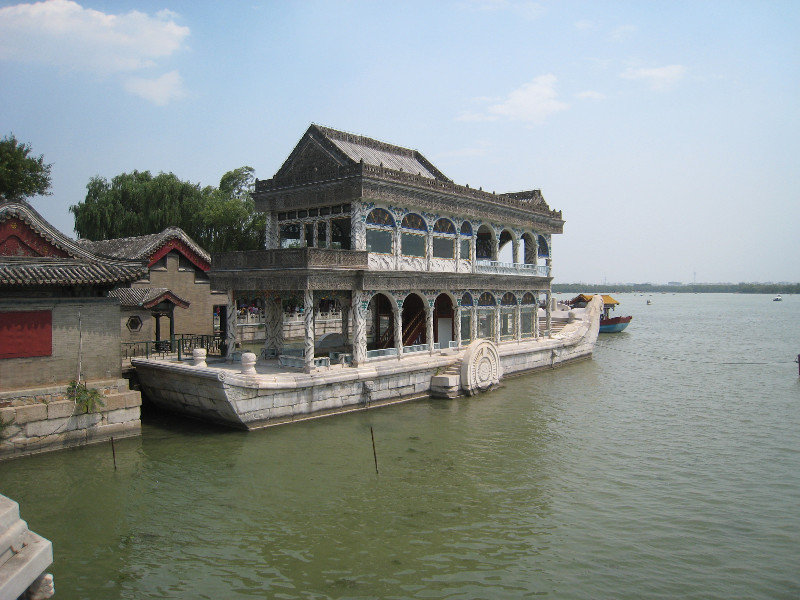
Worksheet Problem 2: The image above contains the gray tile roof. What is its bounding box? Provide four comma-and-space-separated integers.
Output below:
108, 286, 189, 308
77, 227, 211, 264
0, 256, 146, 286
312, 125, 451, 181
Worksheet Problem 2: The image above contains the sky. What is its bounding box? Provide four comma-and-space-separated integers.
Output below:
1, 0, 798, 284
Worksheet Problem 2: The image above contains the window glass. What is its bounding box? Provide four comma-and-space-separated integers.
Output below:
460, 239, 471, 260
331, 218, 351, 249
460, 292, 473, 307
402, 233, 425, 257
501, 311, 514, 336
478, 292, 496, 306
460, 313, 471, 342
317, 221, 327, 247
366, 229, 392, 254
460, 221, 472, 236
280, 223, 301, 248
478, 310, 493, 338
305, 223, 315, 247
521, 309, 534, 334
433, 237, 454, 259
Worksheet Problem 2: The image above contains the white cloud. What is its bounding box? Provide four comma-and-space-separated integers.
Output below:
574, 19, 596, 30
0, 0, 189, 73
473, 74, 568, 124
620, 64, 687, 90
576, 90, 606, 100
0, 0, 188, 104
124, 71, 185, 106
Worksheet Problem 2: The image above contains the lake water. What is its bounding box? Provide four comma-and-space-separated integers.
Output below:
2, 293, 799, 599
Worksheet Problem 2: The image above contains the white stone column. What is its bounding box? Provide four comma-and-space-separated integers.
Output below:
326, 220, 332, 250
351, 292, 367, 366
351, 202, 367, 251
393, 301, 403, 357
341, 300, 350, 346
471, 236, 477, 273
494, 305, 501, 345
426, 302, 435, 353
534, 293, 540, 339
515, 301, 522, 341
471, 305, 478, 341
264, 212, 277, 249
512, 239, 520, 264
226, 291, 237, 361
263, 295, 283, 356
303, 289, 315, 373
545, 291, 552, 337
426, 229, 432, 271
454, 305, 462, 347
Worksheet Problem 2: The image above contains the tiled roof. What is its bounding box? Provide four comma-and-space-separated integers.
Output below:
109, 287, 190, 309
0, 256, 146, 286
313, 125, 447, 181
0, 201, 147, 287
77, 227, 211, 264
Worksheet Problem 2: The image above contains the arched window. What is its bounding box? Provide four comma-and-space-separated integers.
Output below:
478, 292, 496, 306
401, 213, 427, 257
366, 208, 394, 254
522, 233, 536, 265
460, 292, 474, 307
432, 218, 456, 259
521, 292, 536, 305
498, 230, 514, 263
501, 292, 517, 306
476, 225, 494, 260
537, 235, 549, 258
433, 218, 455, 234
401, 213, 427, 231
521, 292, 537, 337
280, 223, 301, 248
366, 208, 395, 227
459, 221, 472, 261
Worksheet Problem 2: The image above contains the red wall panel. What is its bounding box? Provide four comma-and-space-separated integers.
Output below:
0, 310, 52, 359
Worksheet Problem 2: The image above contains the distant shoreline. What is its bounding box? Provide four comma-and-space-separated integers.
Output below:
553, 283, 798, 294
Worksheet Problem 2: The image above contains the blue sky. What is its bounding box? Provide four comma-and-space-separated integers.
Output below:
1, 0, 798, 283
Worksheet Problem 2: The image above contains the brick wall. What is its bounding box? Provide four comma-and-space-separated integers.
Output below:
136, 253, 227, 336
0, 298, 121, 390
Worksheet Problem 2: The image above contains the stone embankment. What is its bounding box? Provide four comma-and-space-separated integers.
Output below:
0, 379, 141, 461
0, 494, 54, 599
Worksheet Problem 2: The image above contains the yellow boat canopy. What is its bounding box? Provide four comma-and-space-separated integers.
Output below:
569, 294, 620, 306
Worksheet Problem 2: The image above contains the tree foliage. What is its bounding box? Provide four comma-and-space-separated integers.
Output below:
0, 134, 52, 202
70, 167, 265, 253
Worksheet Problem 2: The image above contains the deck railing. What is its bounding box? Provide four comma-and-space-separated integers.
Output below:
475, 260, 549, 277
122, 333, 223, 360
366, 348, 399, 359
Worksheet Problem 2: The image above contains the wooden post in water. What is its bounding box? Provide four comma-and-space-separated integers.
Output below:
796, 354, 800, 377
110, 437, 117, 471
370, 426, 379, 475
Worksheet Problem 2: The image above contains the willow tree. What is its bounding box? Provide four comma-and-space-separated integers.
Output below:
70, 167, 266, 252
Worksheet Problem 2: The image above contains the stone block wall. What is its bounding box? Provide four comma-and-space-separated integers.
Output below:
140, 253, 227, 336
0, 298, 121, 391
0, 378, 141, 460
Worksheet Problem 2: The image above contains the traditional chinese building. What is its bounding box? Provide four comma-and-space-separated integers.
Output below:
212, 125, 564, 372
79, 227, 228, 344
0, 200, 145, 458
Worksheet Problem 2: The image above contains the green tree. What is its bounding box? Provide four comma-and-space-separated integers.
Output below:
0, 134, 52, 202
70, 167, 265, 252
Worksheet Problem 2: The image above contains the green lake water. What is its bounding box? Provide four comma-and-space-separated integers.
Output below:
2, 293, 799, 599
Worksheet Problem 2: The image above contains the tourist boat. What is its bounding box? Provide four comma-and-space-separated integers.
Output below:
568, 294, 632, 333
773, 294, 782, 302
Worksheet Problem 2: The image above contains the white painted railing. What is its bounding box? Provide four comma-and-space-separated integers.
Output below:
403, 344, 429, 354
475, 260, 548, 276
366, 348, 399, 359
278, 355, 304, 368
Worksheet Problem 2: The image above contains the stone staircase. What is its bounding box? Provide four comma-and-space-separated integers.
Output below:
0, 494, 53, 599
430, 357, 463, 398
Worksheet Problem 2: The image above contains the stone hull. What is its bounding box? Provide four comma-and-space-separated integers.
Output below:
132, 296, 602, 430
